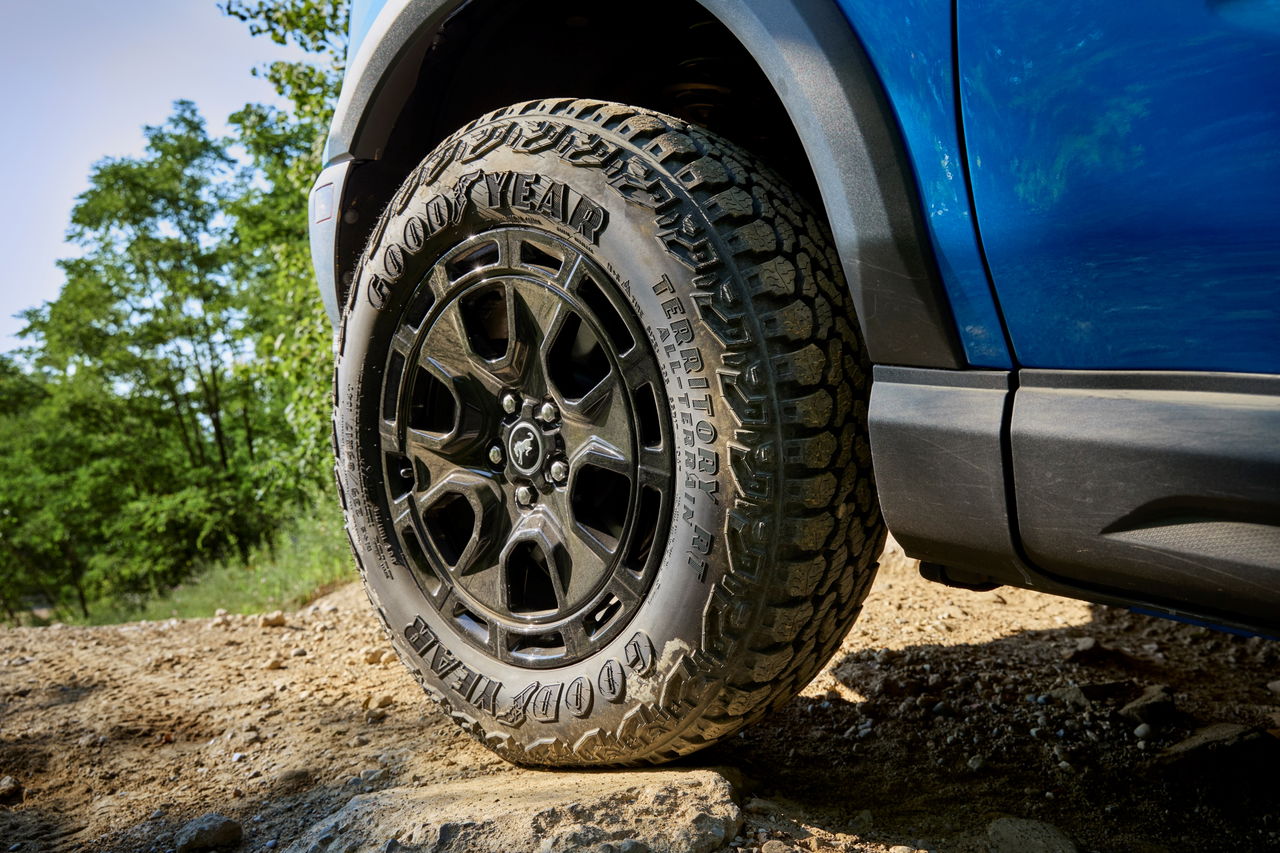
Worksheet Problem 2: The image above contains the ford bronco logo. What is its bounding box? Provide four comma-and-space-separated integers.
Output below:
508, 424, 541, 473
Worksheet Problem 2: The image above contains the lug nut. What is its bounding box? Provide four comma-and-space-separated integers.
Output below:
488, 445, 504, 465
550, 460, 568, 483
515, 485, 535, 507
538, 402, 558, 423
502, 393, 519, 414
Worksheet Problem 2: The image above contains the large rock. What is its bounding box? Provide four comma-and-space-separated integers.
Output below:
986, 817, 1077, 853
1159, 722, 1280, 785
285, 768, 741, 853
175, 813, 243, 852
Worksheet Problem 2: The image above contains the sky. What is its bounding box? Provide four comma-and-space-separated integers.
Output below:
0, 0, 312, 355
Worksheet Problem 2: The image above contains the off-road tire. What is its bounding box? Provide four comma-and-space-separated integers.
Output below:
333, 98, 885, 766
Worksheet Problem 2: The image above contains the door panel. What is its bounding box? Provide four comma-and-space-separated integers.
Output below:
959, 1, 1280, 373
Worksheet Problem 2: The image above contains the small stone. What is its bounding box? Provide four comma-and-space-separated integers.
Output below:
231, 752, 246, 762
174, 813, 242, 852
1063, 637, 1135, 667
967, 755, 984, 771
374, 694, 394, 708
361, 767, 389, 783
1134, 723, 1152, 739
258, 611, 286, 628
761, 842, 794, 853
362, 647, 385, 664
262, 657, 284, 670
366, 707, 389, 722
350, 735, 370, 747
0, 776, 22, 804
889, 847, 915, 853
1267, 679, 1280, 695
290, 647, 307, 658
214, 608, 228, 617
77, 733, 102, 748
1119, 684, 1177, 725
1046, 680, 1134, 710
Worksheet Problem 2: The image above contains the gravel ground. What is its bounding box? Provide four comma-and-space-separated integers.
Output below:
1, 540, 1277, 852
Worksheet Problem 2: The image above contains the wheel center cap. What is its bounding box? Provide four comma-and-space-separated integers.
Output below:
507, 421, 544, 476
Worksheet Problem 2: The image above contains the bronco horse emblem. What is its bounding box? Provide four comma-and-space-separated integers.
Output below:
513, 435, 535, 466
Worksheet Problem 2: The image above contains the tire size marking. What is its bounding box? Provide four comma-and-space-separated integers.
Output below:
403, 616, 502, 714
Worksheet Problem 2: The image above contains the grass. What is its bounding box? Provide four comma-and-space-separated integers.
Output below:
72, 498, 357, 625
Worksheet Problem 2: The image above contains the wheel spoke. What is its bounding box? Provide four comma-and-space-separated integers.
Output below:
416, 470, 506, 579
637, 446, 672, 490
559, 381, 632, 459
561, 620, 590, 658
420, 301, 505, 397
508, 284, 567, 392
572, 436, 631, 477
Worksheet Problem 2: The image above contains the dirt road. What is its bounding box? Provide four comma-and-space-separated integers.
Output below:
1, 542, 1277, 852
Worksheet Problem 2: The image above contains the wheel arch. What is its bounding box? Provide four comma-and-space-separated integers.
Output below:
316, 0, 964, 368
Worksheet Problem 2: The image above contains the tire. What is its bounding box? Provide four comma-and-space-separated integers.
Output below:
333, 98, 885, 766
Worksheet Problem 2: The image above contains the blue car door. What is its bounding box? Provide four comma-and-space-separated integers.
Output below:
958, 0, 1280, 374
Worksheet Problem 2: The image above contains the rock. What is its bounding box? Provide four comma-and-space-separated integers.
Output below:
762, 842, 794, 853
1047, 680, 1134, 711
1119, 684, 1177, 725
986, 817, 1077, 853
361, 647, 385, 664
1163, 723, 1249, 757
214, 608, 228, 617
175, 813, 242, 852
1134, 723, 1152, 739
274, 768, 313, 793
1062, 637, 1135, 667
0, 775, 22, 804
1062, 636, 1099, 661
1267, 679, 1280, 695
259, 611, 286, 628
262, 657, 285, 670
284, 768, 740, 853
289, 647, 307, 658
1161, 723, 1280, 771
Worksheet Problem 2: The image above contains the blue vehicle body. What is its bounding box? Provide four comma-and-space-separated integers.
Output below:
838, 0, 1280, 373
312, 0, 1280, 634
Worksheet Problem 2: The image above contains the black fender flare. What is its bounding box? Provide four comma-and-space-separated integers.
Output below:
314, 0, 964, 368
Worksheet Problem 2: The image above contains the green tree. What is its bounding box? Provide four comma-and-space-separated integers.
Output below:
18, 103, 280, 606
0, 1, 353, 621
222, 0, 349, 485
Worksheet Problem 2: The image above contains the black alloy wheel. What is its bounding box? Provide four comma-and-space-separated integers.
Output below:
380, 227, 672, 669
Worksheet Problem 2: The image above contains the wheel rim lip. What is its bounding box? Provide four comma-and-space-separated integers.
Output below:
377, 225, 672, 668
